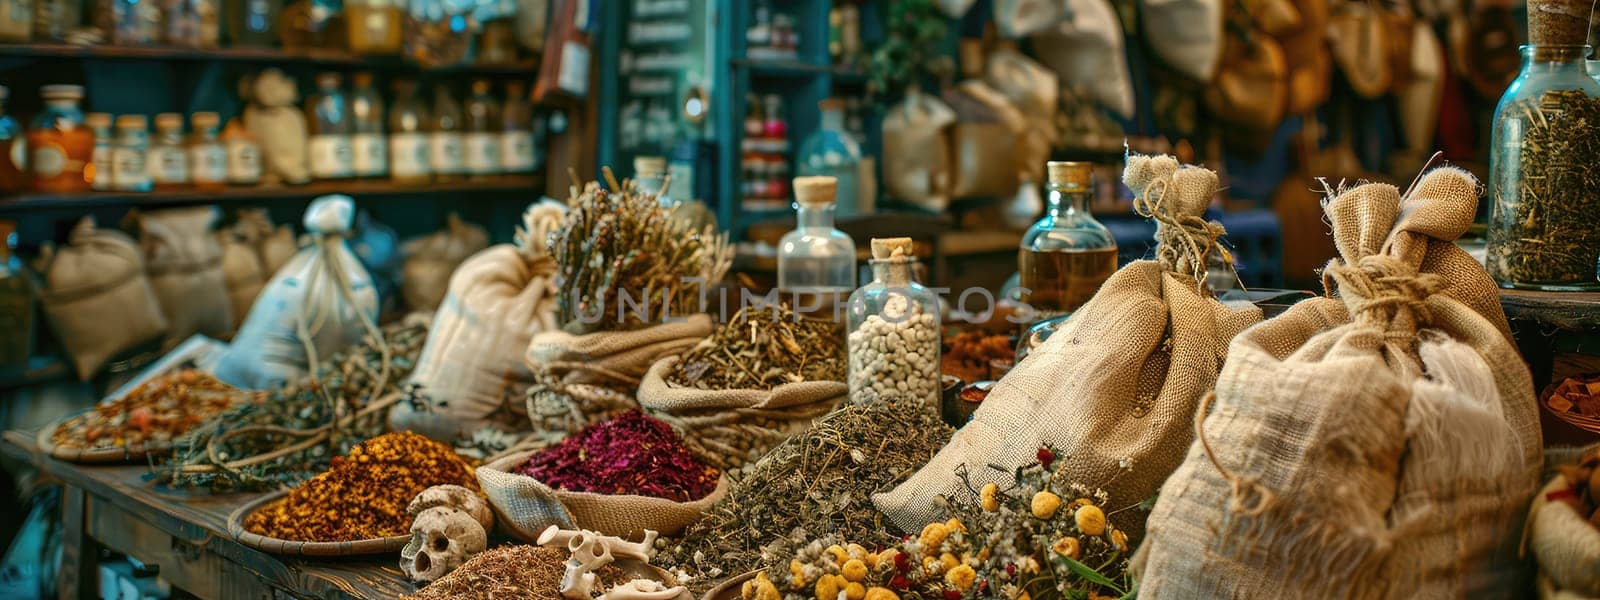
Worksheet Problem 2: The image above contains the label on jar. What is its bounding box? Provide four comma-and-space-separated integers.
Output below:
429, 132, 463, 175
190, 144, 226, 184
91, 144, 113, 190
391, 133, 430, 179
558, 41, 591, 97
464, 132, 500, 175
500, 130, 534, 173
226, 140, 262, 184
309, 135, 354, 179
352, 133, 387, 177
149, 145, 188, 185
30, 144, 66, 179
112, 146, 150, 191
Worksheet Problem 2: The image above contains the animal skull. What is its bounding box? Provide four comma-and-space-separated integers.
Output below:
400, 506, 488, 582
408, 484, 494, 531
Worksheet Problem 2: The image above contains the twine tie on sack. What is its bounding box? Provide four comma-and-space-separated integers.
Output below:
1324, 255, 1445, 334
1194, 391, 1276, 517
1132, 176, 1228, 294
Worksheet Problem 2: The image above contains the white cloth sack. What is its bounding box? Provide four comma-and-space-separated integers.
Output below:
1031, 0, 1137, 119
1142, 0, 1225, 82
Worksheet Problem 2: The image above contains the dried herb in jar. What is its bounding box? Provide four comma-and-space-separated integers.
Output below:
516, 409, 719, 502
406, 545, 632, 600
242, 431, 478, 542
941, 331, 1013, 383
1487, 89, 1600, 286
667, 304, 846, 390
51, 369, 246, 451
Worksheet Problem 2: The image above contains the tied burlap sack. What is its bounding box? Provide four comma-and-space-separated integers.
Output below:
1529, 474, 1600, 597
390, 202, 567, 442
523, 315, 715, 437
1132, 166, 1541, 599
35, 218, 168, 380
400, 213, 488, 313
139, 206, 234, 346
875, 154, 1262, 540
235, 209, 297, 276
477, 449, 730, 541
882, 89, 956, 211
945, 82, 1025, 201
637, 355, 846, 470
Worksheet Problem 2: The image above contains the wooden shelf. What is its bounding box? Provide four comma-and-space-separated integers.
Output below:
732, 57, 864, 80
1500, 289, 1600, 330
0, 175, 544, 211
0, 355, 70, 389
0, 42, 538, 74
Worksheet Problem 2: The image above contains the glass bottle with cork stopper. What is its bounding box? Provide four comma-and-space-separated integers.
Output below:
86, 112, 113, 191
27, 84, 94, 193
847, 237, 941, 407
779, 175, 857, 320
111, 114, 151, 192
1018, 161, 1118, 318
429, 84, 464, 182
220, 117, 261, 186
148, 113, 189, 190
188, 112, 227, 190
1484, 0, 1600, 290
500, 80, 535, 174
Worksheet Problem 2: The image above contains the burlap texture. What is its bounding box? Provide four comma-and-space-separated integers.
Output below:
478, 449, 729, 542
1132, 167, 1540, 598
526, 315, 714, 389
219, 233, 267, 329
1529, 475, 1600, 596
875, 155, 1261, 539
140, 207, 234, 345
36, 218, 169, 380
389, 245, 558, 442
399, 213, 489, 313
883, 90, 956, 211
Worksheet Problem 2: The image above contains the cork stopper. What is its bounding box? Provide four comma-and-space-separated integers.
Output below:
154, 113, 183, 131
85, 112, 112, 130
793, 176, 837, 207
1047, 161, 1093, 190
818, 98, 846, 112
871, 237, 915, 261
1528, 0, 1593, 45
41, 84, 83, 100
191, 111, 220, 129
316, 72, 341, 88
634, 156, 667, 177
115, 114, 148, 130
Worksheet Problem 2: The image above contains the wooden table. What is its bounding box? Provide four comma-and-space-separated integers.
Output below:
0, 431, 416, 600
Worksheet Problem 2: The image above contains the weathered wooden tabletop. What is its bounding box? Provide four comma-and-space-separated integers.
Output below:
1, 431, 417, 600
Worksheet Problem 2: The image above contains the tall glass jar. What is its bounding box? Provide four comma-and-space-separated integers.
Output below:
306, 72, 354, 180
28, 85, 94, 193
0, 86, 25, 194
429, 84, 464, 181
224, 0, 278, 45
112, 114, 151, 192
350, 71, 387, 178
346, 0, 401, 54
797, 99, 863, 217
847, 237, 941, 407
1018, 161, 1117, 317
779, 175, 856, 319
1485, 43, 1600, 289
389, 79, 431, 185
463, 79, 501, 178
188, 112, 227, 190
220, 117, 261, 186
148, 113, 189, 190
500, 80, 535, 174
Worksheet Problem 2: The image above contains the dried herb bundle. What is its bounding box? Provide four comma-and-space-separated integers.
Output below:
668, 305, 846, 390
406, 545, 631, 600
657, 401, 953, 591
552, 170, 733, 333
164, 319, 429, 491
1488, 89, 1600, 286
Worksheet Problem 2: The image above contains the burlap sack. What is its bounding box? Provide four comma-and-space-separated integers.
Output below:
526, 314, 714, 390
477, 449, 730, 541
994, 0, 1061, 38
637, 355, 846, 469
1529, 475, 1600, 597
236, 209, 297, 277
1143, 0, 1224, 81
986, 47, 1058, 183
1031, 0, 1136, 119
219, 233, 267, 328
882, 89, 956, 211
1202, 32, 1289, 132
400, 213, 489, 313
35, 218, 168, 380
875, 155, 1262, 539
139, 207, 234, 346
1132, 167, 1540, 598
945, 82, 1025, 201
1329, 1, 1394, 98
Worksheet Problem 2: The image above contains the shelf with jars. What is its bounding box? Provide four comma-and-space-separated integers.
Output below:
0, 43, 542, 74
0, 174, 543, 211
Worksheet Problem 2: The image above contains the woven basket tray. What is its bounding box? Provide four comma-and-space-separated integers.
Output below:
702, 570, 758, 600
36, 411, 177, 464
227, 491, 411, 557
1542, 379, 1600, 436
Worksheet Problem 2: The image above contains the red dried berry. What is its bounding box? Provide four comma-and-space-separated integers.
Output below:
1037, 447, 1055, 469
944, 591, 961, 600
894, 552, 912, 572
1005, 564, 1017, 577
978, 580, 989, 594
890, 575, 911, 590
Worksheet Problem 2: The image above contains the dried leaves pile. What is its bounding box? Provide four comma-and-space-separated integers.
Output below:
657, 401, 953, 591
668, 305, 846, 390
1487, 89, 1600, 285
406, 545, 630, 600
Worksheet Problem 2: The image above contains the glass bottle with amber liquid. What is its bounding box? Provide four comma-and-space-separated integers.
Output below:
1018, 161, 1117, 318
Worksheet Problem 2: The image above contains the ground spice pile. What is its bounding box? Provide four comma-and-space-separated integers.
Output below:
51, 370, 244, 451
657, 401, 954, 591
516, 410, 719, 501
243, 431, 478, 542
667, 304, 846, 390
941, 331, 1013, 383
406, 545, 630, 600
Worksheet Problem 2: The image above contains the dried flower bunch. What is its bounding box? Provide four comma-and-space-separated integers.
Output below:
515, 409, 720, 501
658, 401, 953, 591
756, 447, 1133, 600
51, 370, 244, 451
406, 545, 632, 600
552, 169, 733, 333
668, 304, 847, 390
244, 431, 479, 542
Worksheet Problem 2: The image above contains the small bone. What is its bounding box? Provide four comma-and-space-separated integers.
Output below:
538, 525, 659, 562
561, 532, 615, 600
603, 579, 691, 600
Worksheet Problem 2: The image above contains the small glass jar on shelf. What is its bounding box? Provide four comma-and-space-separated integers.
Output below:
101, 0, 162, 44
306, 72, 355, 181
34, 0, 81, 41
463, 79, 502, 178
188, 112, 227, 190
0, 0, 31, 42
350, 72, 387, 179
779, 176, 856, 320
500, 81, 535, 174
148, 113, 189, 190
429, 83, 464, 181
111, 114, 151, 192
389, 79, 432, 185
346, 0, 402, 55
220, 118, 262, 186
797, 99, 863, 217
0, 86, 25, 194
224, 0, 279, 46
164, 0, 220, 47
28, 85, 94, 193
847, 237, 941, 407
1018, 161, 1117, 318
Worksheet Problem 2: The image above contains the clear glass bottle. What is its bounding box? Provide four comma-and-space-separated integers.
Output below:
111, 114, 151, 192
779, 175, 857, 320
1018, 161, 1118, 317
34, 0, 79, 41
220, 117, 261, 186
148, 113, 188, 190
637, 155, 716, 233
0, 0, 31, 41
462, 79, 501, 178
349, 71, 387, 179
306, 72, 354, 180
797, 99, 863, 217
188, 111, 227, 190
0, 86, 25, 194
28, 85, 94, 193
103, 0, 161, 44
85, 113, 113, 190
1485, 38, 1600, 288
224, 0, 278, 45
164, 0, 219, 46
389, 79, 431, 185
346, 0, 402, 54
500, 80, 535, 174
846, 237, 941, 407
429, 84, 464, 181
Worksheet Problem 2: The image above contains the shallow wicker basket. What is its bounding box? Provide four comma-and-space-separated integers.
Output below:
1542, 379, 1600, 436
702, 570, 759, 600
227, 491, 411, 557
37, 411, 177, 464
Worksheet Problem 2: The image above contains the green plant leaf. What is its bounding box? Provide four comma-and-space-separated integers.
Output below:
1055, 555, 1122, 593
